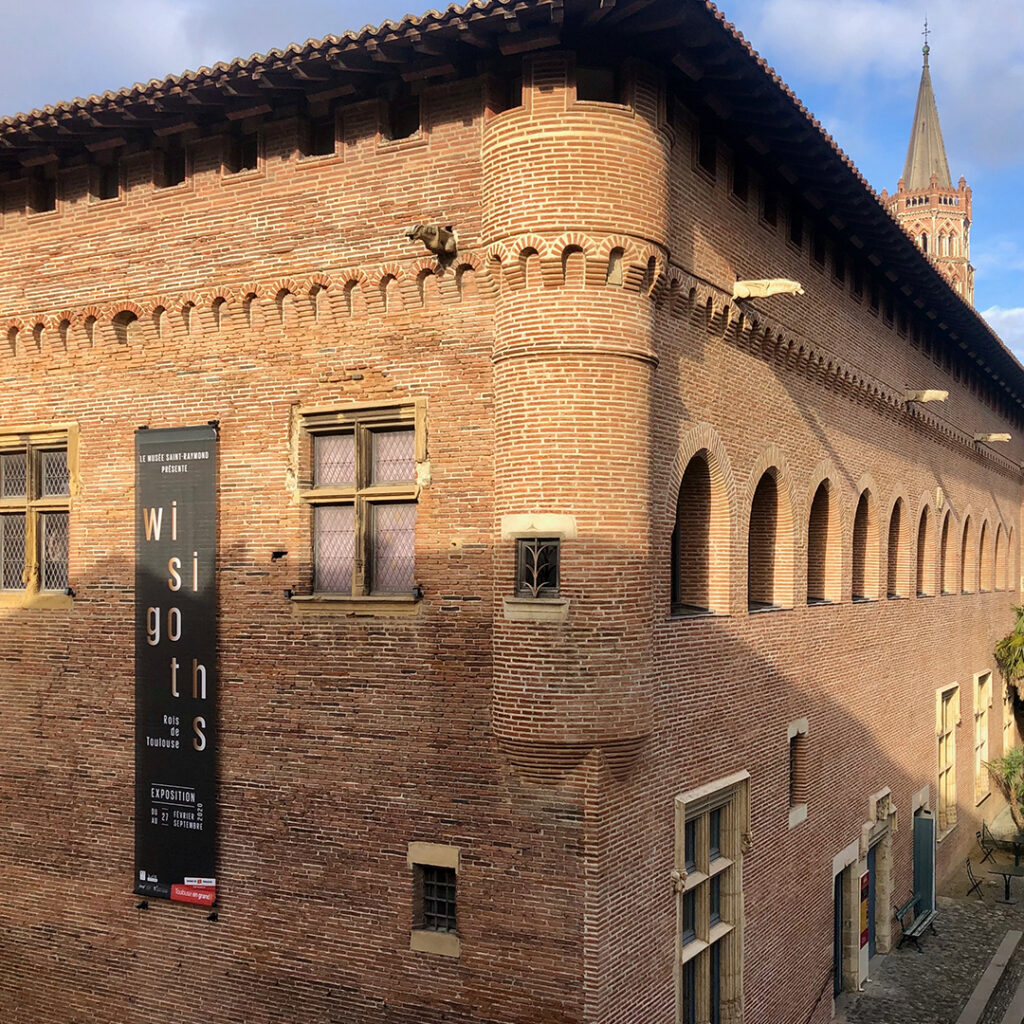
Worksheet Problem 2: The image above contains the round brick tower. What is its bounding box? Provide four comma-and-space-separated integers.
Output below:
482, 52, 670, 779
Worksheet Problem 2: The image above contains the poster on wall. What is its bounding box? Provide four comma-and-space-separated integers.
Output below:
134, 425, 218, 907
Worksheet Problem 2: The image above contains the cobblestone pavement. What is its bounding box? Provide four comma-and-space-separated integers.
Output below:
836, 874, 1024, 1024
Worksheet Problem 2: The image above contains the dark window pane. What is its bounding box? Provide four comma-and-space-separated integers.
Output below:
515, 537, 560, 597
226, 133, 259, 172
682, 890, 696, 943
315, 505, 354, 592
421, 865, 456, 932
684, 819, 696, 872
372, 503, 416, 592
29, 173, 56, 213
389, 96, 420, 140
732, 161, 748, 202
789, 204, 803, 247
709, 808, 722, 859
682, 959, 697, 1024
710, 942, 722, 1024
41, 512, 69, 590
314, 433, 355, 486
1, 451, 27, 498
97, 161, 119, 200
159, 149, 186, 188
762, 184, 777, 225
371, 428, 415, 482
1, 514, 26, 590
710, 874, 722, 925
698, 123, 716, 175
41, 449, 69, 497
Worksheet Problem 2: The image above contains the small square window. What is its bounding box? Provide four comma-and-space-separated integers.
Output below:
94, 160, 120, 201
157, 148, 187, 189
303, 115, 336, 158
28, 170, 57, 213
577, 65, 619, 104
225, 131, 259, 173
515, 537, 560, 598
387, 96, 420, 141
731, 160, 748, 203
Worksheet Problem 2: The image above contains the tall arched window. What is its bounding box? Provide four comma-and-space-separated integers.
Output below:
920, 232, 929, 253
887, 499, 906, 598
980, 521, 993, 592
939, 511, 954, 594
916, 506, 935, 597
807, 481, 840, 604
748, 469, 792, 610
671, 451, 728, 615
961, 516, 975, 593
996, 525, 1007, 591
852, 490, 878, 601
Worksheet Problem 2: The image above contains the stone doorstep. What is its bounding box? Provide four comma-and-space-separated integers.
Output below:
954, 929, 1023, 1024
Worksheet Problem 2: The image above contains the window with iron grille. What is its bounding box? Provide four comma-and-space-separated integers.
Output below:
515, 537, 560, 598
0, 430, 73, 600
297, 403, 422, 597
415, 865, 457, 933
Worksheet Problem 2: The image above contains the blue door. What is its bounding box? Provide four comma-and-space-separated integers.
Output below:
914, 809, 936, 914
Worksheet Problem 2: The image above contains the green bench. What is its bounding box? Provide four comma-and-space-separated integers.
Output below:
893, 893, 937, 952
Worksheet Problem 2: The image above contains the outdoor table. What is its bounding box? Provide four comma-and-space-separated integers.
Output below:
988, 864, 1024, 903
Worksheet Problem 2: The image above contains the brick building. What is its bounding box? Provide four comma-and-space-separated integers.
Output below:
0, 1, 1022, 1023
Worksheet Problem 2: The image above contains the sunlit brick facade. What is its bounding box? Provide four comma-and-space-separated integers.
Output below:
0, 3, 1021, 1023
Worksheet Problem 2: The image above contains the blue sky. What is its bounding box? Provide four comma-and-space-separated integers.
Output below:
2, 0, 1020, 352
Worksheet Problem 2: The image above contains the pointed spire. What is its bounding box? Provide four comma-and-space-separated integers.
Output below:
901, 24, 952, 189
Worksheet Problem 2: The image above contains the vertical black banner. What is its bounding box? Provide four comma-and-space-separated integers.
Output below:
134, 425, 217, 906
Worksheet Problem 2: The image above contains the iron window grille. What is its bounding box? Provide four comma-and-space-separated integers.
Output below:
415, 864, 457, 933
298, 403, 422, 597
0, 435, 71, 596
515, 537, 560, 598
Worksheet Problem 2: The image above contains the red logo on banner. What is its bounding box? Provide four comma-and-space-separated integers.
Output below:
171, 883, 216, 907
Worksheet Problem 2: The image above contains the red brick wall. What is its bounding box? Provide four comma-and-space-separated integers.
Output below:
0, 44, 1021, 1024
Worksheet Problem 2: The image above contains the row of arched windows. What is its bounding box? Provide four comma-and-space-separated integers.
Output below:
918, 232, 959, 257
670, 446, 1015, 615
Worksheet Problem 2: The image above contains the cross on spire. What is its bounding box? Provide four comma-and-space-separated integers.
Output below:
922, 17, 930, 64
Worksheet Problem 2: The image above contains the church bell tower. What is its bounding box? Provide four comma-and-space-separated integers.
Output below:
883, 26, 974, 304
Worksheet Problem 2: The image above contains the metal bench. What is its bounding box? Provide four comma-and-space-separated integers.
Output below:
894, 893, 938, 952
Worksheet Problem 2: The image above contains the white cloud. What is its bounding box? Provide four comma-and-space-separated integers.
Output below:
981, 306, 1024, 356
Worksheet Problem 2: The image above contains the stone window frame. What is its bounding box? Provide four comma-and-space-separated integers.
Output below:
974, 670, 993, 805
673, 770, 750, 1024
408, 841, 461, 958
0, 423, 78, 610
936, 683, 960, 837
501, 514, 574, 623
290, 399, 426, 617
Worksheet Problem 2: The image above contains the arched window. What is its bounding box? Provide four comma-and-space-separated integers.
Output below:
852, 490, 878, 601
996, 525, 1007, 591
961, 516, 975, 593
671, 451, 728, 615
887, 499, 906, 598
980, 521, 993, 592
807, 480, 840, 604
920, 232, 929, 253
916, 506, 935, 596
939, 511, 954, 594
748, 469, 792, 610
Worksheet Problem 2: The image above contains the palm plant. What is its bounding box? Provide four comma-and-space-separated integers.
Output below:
996, 606, 1024, 687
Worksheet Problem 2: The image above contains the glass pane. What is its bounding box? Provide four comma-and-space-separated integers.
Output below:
422, 865, 457, 932
372, 503, 416, 592
371, 428, 415, 483
681, 890, 696, 943
1, 514, 26, 589
709, 808, 722, 859
1, 451, 27, 498
314, 505, 354, 592
682, 958, 697, 1024
710, 874, 722, 925
41, 449, 69, 496
684, 820, 696, 872
41, 512, 69, 590
314, 433, 355, 487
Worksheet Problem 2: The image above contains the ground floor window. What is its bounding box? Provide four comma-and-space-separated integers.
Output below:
675, 771, 749, 1024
